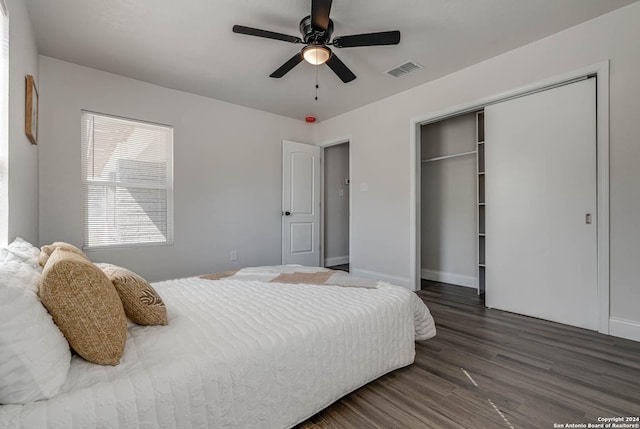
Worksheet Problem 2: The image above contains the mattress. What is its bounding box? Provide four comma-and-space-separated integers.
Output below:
0, 266, 436, 429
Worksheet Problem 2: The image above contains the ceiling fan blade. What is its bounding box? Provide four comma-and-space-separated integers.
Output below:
311, 0, 332, 31
270, 52, 304, 78
333, 30, 400, 48
233, 25, 302, 44
325, 52, 356, 83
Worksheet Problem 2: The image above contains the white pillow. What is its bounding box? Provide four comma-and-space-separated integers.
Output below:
0, 254, 71, 404
1, 237, 41, 268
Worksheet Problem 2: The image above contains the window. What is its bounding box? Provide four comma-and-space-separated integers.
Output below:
0, 0, 8, 246
81, 111, 173, 249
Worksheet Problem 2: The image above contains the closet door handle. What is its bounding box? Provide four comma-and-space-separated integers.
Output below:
585, 213, 592, 224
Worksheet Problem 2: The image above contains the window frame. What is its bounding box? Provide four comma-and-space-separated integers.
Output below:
81, 110, 174, 250
0, 0, 8, 247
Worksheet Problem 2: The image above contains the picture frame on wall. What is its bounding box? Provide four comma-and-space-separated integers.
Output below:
25, 74, 38, 145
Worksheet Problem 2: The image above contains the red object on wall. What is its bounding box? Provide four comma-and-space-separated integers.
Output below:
305, 116, 316, 123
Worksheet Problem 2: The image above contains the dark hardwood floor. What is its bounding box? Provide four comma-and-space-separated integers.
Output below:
298, 280, 640, 428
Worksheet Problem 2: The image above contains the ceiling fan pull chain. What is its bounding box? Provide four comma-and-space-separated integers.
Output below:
315, 65, 319, 101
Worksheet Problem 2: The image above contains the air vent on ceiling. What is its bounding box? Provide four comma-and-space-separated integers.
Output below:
386, 60, 422, 78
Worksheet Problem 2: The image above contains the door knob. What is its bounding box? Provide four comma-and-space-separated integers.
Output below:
283, 211, 291, 216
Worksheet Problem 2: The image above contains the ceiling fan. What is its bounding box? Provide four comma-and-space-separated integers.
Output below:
232, 0, 400, 83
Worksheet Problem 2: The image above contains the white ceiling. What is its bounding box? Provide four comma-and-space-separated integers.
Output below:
25, 0, 637, 122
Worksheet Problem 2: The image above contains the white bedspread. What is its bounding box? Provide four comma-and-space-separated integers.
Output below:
0, 270, 435, 429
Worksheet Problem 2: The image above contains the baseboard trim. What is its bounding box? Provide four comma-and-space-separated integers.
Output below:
325, 256, 349, 267
609, 317, 640, 342
421, 269, 478, 289
350, 268, 411, 289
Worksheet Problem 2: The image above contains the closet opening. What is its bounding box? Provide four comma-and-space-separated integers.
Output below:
419, 112, 484, 294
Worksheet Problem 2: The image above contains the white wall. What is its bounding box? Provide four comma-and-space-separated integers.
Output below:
421, 113, 477, 287
315, 2, 640, 334
38, 56, 313, 281
3, 0, 39, 245
323, 142, 349, 266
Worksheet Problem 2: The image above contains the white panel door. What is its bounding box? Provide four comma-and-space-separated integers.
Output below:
282, 140, 321, 266
485, 78, 597, 330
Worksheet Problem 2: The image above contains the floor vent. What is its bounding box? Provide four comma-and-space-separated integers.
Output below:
386, 60, 422, 78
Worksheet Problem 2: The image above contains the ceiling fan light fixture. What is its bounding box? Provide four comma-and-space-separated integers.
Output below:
302, 45, 331, 65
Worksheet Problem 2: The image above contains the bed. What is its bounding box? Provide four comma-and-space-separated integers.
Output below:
0, 259, 435, 429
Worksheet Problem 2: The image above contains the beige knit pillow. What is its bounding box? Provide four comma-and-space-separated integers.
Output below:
39, 242, 89, 267
40, 249, 127, 365
97, 263, 168, 326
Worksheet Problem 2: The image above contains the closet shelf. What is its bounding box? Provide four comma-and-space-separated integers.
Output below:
421, 150, 477, 163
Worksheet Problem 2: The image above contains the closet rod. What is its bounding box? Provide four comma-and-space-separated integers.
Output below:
421, 150, 477, 163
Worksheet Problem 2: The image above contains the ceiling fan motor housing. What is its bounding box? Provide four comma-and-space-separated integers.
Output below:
300, 15, 333, 45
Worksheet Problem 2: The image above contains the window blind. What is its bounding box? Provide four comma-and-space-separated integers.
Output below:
81, 111, 173, 249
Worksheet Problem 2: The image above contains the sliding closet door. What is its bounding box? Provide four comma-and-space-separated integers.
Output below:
485, 78, 597, 330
